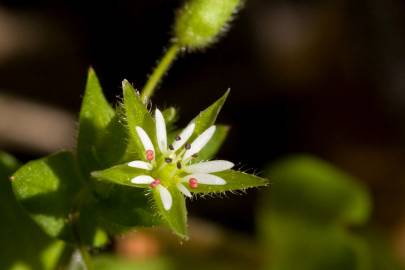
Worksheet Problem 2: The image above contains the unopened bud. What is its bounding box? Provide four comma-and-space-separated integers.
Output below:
174, 0, 242, 50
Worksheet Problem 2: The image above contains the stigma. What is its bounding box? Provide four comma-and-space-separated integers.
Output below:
146, 150, 154, 161
189, 178, 198, 189
150, 179, 161, 188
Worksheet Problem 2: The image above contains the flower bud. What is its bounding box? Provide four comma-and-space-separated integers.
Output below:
174, 0, 241, 50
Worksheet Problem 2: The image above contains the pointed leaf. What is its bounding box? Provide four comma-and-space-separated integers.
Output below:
195, 125, 230, 161
77, 68, 127, 172
122, 80, 156, 159
152, 186, 188, 239
191, 89, 229, 138
190, 169, 268, 193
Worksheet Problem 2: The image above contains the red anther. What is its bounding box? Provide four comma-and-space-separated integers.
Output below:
189, 178, 198, 189
150, 179, 161, 188
146, 150, 154, 161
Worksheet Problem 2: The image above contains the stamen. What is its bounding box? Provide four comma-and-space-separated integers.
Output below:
177, 161, 182, 169
168, 144, 174, 151
165, 157, 173, 163
189, 178, 198, 189
150, 179, 161, 188
192, 153, 198, 158
146, 150, 154, 161
175, 135, 181, 141
185, 143, 191, 150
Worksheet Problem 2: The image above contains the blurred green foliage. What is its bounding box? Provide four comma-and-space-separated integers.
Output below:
258, 155, 403, 270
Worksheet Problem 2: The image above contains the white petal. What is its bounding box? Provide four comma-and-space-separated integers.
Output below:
157, 185, 172, 210
184, 160, 234, 173
183, 173, 226, 185
131, 175, 154, 184
176, 183, 192, 198
172, 122, 196, 151
183, 126, 216, 160
128, 160, 153, 170
135, 126, 155, 153
155, 109, 167, 153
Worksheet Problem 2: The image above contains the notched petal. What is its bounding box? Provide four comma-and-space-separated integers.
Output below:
176, 183, 192, 198
183, 126, 216, 159
183, 173, 226, 185
172, 122, 196, 151
131, 175, 154, 184
157, 185, 173, 210
185, 160, 234, 173
155, 109, 168, 153
136, 126, 155, 153
128, 160, 153, 170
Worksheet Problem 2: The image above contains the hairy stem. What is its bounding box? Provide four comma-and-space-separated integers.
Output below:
141, 43, 180, 103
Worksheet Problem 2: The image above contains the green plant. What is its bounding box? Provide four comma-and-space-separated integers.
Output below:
4, 0, 268, 268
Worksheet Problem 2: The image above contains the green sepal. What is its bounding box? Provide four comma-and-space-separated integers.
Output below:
191, 169, 268, 193
122, 80, 156, 159
191, 89, 229, 139
91, 163, 149, 188
152, 185, 188, 239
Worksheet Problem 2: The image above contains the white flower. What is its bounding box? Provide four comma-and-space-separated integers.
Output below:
128, 109, 234, 210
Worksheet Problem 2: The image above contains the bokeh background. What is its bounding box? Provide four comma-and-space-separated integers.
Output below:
1, 0, 405, 269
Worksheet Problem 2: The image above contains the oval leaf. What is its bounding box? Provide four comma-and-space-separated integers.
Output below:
11, 152, 82, 241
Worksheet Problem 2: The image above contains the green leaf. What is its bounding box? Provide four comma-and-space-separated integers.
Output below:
11, 151, 105, 246
191, 169, 268, 193
94, 185, 159, 234
152, 186, 188, 239
122, 80, 156, 159
77, 68, 128, 173
195, 125, 229, 161
0, 151, 66, 270
266, 155, 371, 225
91, 164, 159, 232
191, 89, 229, 138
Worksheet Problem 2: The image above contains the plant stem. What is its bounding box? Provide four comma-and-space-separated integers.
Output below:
141, 43, 180, 102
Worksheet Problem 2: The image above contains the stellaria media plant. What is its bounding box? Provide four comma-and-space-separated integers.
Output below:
10, 0, 268, 268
